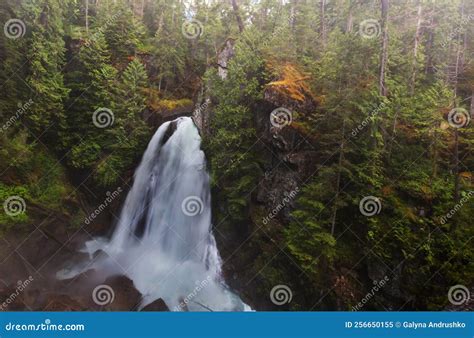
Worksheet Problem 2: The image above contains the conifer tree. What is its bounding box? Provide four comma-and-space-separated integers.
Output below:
23, 0, 69, 139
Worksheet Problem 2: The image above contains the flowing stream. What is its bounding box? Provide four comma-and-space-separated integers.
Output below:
60, 117, 249, 311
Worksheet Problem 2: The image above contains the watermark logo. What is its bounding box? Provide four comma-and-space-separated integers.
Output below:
448, 284, 470, 306
440, 191, 473, 225
270, 107, 292, 129
262, 187, 299, 225
441, 14, 474, 48
270, 284, 293, 305
359, 196, 381, 217
92, 284, 115, 306
0, 99, 34, 133
447, 108, 470, 129
194, 99, 210, 115
182, 19, 203, 39
352, 276, 389, 311
84, 187, 122, 225
5, 318, 85, 331
92, 108, 114, 128
0, 276, 34, 310
4, 19, 26, 39
173, 276, 212, 311
351, 102, 386, 137
359, 19, 380, 39
3, 196, 26, 217
181, 196, 204, 216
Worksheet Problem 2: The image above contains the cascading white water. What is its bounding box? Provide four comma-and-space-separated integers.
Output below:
61, 117, 249, 311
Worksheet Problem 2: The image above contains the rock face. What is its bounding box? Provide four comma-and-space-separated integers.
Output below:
141, 298, 169, 311
255, 64, 320, 222
192, 98, 211, 135
193, 38, 237, 135
205, 40, 326, 309
101, 275, 143, 311
217, 39, 236, 80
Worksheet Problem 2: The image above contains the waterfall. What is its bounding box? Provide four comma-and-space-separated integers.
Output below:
61, 117, 249, 311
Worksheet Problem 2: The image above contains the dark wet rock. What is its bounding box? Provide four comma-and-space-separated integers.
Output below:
161, 120, 178, 146
42, 294, 86, 311
141, 298, 169, 311
0, 286, 28, 311
92, 249, 108, 261
101, 275, 142, 311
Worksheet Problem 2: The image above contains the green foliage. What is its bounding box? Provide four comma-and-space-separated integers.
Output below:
204, 32, 267, 223
23, 0, 69, 138
95, 58, 150, 186
0, 131, 75, 233
102, 4, 145, 63
0, 0, 472, 311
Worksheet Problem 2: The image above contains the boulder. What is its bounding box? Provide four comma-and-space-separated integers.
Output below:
141, 298, 169, 311
100, 275, 142, 311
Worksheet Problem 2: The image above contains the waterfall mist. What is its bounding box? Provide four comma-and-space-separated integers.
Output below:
60, 117, 249, 311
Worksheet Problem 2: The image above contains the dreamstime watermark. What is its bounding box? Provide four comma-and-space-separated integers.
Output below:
84, 187, 122, 225
0, 99, 34, 133
359, 19, 380, 39
0, 276, 34, 310
3, 19, 26, 39
270, 107, 293, 129
92, 284, 115, 306
92, 107, 114, 128
84, 11, 122, 46
173, 276, 212, 311
194, 98, 210, 115
182, 19, 203, 39
351, 102, 386, 137
262, 187, 299, 225
448, 284, 470, 306
440, 191, 474, 225
5, 319, 85, 332
441, 14, 474, 48
270, 284, 293, 305
181, 195, 204, 216
3, 195, 26, 217
359, 196, 382, 217
352, 276, 389, 311
447, 107, 470, 129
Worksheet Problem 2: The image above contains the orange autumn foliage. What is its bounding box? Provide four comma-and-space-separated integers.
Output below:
266, 62, 316, 103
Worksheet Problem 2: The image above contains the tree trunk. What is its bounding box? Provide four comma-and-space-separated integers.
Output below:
231, 0, 244, 33
387, 107, 398, 160
290, 0, 298, 32
432, 128, 438, 178
85, 0, 89, 33
410, 1, 422, 94
452, 1, 465, 202
320, 0, 326, 45
424, 9, 435, 75
330, 119, 345, 236
379, 0, 389, 97
346, 1, 353, 33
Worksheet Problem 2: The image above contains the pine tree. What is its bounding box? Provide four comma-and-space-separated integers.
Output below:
23, 0, 69, 139
95, 58, 149, 186
103, 3, 144, 64
63, 32, 117, 169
